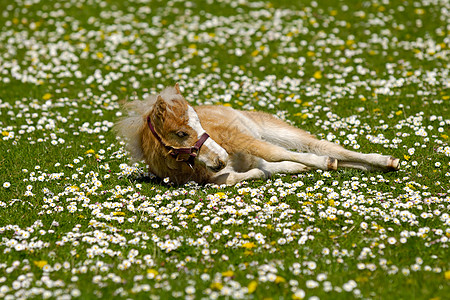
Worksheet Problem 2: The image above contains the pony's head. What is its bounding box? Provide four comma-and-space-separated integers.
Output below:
147, 84, 228, 172
119, 84, 226, 177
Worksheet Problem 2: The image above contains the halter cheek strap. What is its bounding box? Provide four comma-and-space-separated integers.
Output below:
146, 116, 210, 169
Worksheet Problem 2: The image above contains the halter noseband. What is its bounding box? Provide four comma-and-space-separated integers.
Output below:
146, 115, 210, 169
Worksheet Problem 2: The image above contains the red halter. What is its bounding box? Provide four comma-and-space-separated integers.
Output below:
146, 116, 210, 169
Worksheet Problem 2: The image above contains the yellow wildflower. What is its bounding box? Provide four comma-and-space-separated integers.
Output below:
222, 270, 234, 277
147, 269, 158, 276
42, 93, 52, 100
445, 270, 450, 280
248, 281, 257, 293
210, 282, 223, 290
215, 192, 226, 199
33, 260, 48, 269
275, 276, 286, 283
242, 242, 256, 249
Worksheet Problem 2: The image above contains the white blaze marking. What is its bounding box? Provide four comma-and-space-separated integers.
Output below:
187, 106, 228, 160
187, 106, 206, 137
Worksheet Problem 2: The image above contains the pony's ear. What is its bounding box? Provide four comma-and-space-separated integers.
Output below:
174, 83, 181, 95
154, 95, 166, 116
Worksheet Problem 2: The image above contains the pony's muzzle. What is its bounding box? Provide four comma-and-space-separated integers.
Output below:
207, 158, 226, 172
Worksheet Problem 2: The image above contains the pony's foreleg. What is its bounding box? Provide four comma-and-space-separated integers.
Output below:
210, 161, 310, 185
210, 167, 267, 185
227, 133, 337, 170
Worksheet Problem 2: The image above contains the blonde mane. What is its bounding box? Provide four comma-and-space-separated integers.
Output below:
115, 86, 182, 162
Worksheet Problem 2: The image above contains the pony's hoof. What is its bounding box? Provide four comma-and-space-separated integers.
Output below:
327, 158, 338, 170
388, 157, 400, 170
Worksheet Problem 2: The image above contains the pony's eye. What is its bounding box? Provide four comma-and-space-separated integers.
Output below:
176, 131, 188, 138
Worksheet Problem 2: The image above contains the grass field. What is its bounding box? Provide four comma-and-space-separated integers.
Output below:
0, 0, 449, 299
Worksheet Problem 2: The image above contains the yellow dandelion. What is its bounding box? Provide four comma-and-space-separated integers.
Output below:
33, 260, 48, 269
313, 71, 322, 79
215, 192, 226, 199
242, 242, 256, 249
248, 281, 258, 293
445, 270, 450, 280
147, 269, 158, 276
210, 282, 223, 290
42, 93, 52, 100
222, 270, 234, 277
275, 276, 286, 283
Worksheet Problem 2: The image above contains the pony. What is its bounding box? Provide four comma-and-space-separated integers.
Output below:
116, 84, 399, 185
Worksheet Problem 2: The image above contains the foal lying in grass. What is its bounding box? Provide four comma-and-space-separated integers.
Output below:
116, 84, 399, 185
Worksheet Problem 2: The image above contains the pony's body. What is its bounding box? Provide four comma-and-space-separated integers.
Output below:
116, 85, 399, 185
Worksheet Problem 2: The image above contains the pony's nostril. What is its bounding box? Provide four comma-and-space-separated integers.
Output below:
217, 159, 226, 170
209, 159, 226, 172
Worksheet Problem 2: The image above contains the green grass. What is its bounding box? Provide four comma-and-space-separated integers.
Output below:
0, 0, 449, 299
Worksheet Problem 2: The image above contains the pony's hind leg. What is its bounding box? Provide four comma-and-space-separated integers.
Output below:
260, 161, 311, 176
246, 112, 399, 171
304, 140, 400, 171
226, 132, 337, 171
